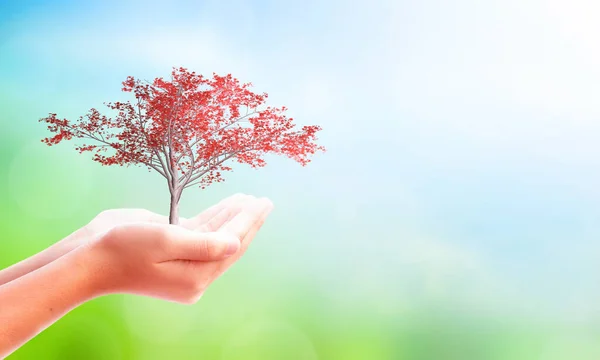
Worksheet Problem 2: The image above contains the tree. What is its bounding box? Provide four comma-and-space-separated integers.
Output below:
40, 67, 325, 224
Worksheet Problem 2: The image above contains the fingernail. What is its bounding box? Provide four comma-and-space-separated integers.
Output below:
225, 240, 239, 256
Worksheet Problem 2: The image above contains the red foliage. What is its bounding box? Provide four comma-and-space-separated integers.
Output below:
40, 67, 325, 193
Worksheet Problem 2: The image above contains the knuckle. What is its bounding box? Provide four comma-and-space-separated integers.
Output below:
201, 236, 213, 258
204, 220, 216, 232
207, 217, 225, 233
102, 225, 125, 243
209, 233, 228, 258
159, 225, 171, 239
150, 224, 169, 244
98, 225, 129, 251
196, 224, 209, 233
97, 209, 114, 219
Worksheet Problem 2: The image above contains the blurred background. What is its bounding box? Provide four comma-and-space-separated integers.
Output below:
2, 0, 600, 358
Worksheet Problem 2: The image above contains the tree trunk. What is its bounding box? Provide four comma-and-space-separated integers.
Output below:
169, 193, 180, 225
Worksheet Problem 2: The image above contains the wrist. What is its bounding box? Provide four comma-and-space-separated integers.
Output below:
0, 231, 82, 287
0, 236, 103, 357
67, 239, 115, 300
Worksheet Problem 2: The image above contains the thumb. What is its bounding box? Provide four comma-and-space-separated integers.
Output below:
164, 227, 241, 261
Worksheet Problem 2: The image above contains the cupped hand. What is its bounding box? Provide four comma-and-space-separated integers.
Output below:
0, 194, 253, 289
55, 193, 248, 256
80, 196, 274, 304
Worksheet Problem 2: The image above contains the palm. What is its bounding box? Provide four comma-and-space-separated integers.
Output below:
54, 194, 245, 266
65, 194, 244, 252
85, 209, 167, 235
61, 208, 208, 257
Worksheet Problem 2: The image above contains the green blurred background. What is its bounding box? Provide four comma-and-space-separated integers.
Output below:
3, 0, 600, 358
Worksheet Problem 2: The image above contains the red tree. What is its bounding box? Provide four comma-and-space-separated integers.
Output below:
40, 67, 325, 224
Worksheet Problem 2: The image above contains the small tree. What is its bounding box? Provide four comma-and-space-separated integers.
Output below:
40, 67, 325, 224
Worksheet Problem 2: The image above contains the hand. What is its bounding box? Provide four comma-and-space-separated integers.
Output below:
61, 193, 249, 253
0, 193, 249, 287
79, 196, 274, 304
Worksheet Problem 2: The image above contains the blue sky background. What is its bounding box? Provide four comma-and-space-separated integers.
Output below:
2, 0, 600, 330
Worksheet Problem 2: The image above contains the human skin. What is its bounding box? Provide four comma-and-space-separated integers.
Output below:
0, 193, 249, 287
0, 195, 273, 358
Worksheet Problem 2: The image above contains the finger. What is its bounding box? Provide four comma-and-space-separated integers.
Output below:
161, 226, 241, 262
194, 207, 233, 233
194, 195, 254, 232
232, 197, 274, 255
212, 198, 274, 275
219, 197, 274, 242
181, 193, 247, 230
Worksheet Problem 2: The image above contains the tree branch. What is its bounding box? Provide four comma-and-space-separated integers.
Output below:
61, 123, 168, 179
165, 85, 184, 188
135, 98, 171, 183
182, 110, 257, 160
182, 151, 240, 188
176, 140, 196, 190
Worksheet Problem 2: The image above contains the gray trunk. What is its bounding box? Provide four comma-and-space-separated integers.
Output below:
169, 192, 180, 225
